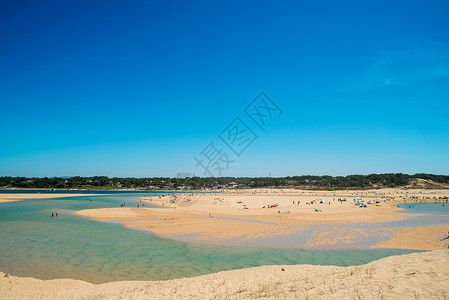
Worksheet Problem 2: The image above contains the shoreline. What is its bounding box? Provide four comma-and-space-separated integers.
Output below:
2, 189, 449, 298
3, 189, 446, 251
0, 193, 100, 203
74, 188, 449, 251
1, 250, 448, 299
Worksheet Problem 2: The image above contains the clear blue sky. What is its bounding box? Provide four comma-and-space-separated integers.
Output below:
1, 0, 448, 177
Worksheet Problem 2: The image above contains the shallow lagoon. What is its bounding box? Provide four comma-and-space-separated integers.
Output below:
0, 193, 428, 283
397, 202, 449, 214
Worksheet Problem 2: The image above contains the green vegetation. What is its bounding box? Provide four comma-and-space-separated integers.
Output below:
0, 173, 448, 190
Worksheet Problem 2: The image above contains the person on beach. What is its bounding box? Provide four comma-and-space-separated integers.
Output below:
441, 231, 449, 248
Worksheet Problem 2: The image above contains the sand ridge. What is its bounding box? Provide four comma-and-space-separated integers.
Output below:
1, 250, 448, 299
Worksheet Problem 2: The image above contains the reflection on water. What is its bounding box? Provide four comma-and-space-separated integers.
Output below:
0, 194, 421, 283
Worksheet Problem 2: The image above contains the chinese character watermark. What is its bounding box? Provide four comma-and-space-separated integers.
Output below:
219, 117, 258, 157
194, 142, 234, 176
194, 92, 282, 177
245, 92, 283, 131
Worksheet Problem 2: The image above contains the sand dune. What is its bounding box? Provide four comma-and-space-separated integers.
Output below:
1, 250, 448, 299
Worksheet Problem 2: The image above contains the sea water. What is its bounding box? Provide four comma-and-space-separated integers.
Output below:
0, 193, 419, 283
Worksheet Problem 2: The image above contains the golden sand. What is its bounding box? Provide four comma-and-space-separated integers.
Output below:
75, 188, 449, 250
2, 189, 449, 299
1, 250, 448, 299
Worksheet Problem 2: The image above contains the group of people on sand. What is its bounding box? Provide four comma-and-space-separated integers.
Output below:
51, 212, 58, 217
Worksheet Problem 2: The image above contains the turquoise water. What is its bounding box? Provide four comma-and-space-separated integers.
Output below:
397, 202, 449, 214
0, 194, 418, 283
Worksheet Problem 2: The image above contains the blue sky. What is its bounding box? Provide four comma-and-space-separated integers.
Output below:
1, 0, 448, 177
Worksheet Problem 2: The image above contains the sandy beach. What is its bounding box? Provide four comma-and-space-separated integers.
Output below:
0, 193, 95, 203
75, 188, 449, 250
1, 250, 448, 299
2, 189, 449, 299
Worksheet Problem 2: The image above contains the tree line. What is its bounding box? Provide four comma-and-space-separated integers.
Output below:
0, 173, 448, 190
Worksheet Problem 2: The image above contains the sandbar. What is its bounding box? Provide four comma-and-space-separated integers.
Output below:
0, 193, 96, 203
75, 188, 449, 250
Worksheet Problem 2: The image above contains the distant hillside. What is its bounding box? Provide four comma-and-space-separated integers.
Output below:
407, 178, 449, 189
1, 174, 448, 190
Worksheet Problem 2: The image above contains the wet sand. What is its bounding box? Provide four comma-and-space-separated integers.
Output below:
75, 188, 449, 250
0, 193, 95, 203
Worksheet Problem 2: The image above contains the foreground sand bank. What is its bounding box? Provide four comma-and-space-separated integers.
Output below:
0, 193, 96, 203
1, 250, 448, 299
75, 188, 449, 250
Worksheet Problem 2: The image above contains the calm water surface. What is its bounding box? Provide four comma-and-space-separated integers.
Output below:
397, 202, 449, 214
0, 193, 421, 283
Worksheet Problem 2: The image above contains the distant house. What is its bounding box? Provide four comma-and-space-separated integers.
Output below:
228, 182, 238, 188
